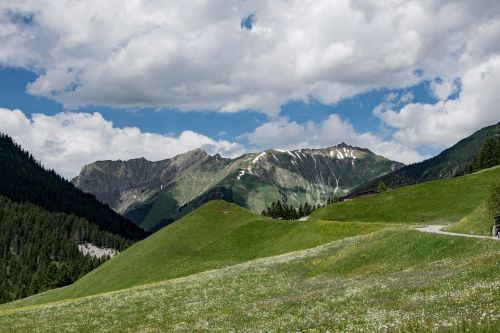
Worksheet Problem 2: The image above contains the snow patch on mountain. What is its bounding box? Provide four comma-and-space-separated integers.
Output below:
252, 152, 267, 164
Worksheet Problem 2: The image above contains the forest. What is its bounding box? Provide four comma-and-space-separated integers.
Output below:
0, 195, 130, 304
0, 134, 146, 240
465, 136, 500, 174
261, 196, 339, 220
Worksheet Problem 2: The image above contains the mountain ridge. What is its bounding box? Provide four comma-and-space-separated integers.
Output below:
72, 142, 403, 231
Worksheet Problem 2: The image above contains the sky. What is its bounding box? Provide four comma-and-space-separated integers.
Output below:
1, 0, 500, 178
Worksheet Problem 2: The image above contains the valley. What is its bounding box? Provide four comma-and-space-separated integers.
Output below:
1, 3, 500, 331
1, 162, 499, 331
0, 125, 499, 332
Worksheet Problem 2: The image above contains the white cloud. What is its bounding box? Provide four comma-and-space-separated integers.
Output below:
374, 56, 500, 148
243, 115, 426, 164
429, 78, 459, 101
0, 0, 499, 116
0, 108, 245, 178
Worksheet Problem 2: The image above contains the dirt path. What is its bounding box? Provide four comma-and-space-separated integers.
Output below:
415, 225, 499, 240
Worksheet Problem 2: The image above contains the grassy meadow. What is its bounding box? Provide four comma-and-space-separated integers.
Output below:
1, 200, 383, 309
310, 166, 500, 225
0, 229, 498, 332
445, 202, 494, 236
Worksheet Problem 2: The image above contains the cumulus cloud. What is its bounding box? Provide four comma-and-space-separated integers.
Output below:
1, 0, 499, 115
374, 56, 500, 148
0, 108, 245, 178
243, 115, 427, 164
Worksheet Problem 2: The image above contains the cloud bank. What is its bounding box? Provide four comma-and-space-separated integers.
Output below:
1, 0, 499, 117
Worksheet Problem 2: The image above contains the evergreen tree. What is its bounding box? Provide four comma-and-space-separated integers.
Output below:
261, 199, 318, 220
376, 179, 388, 193
466, 136, 500, 173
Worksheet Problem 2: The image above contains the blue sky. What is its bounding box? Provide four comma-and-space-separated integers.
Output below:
1, 1, 499, 177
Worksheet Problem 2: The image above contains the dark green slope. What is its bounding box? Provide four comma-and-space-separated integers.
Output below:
0, 195, 131, 304
354, 122, 500, 192
0, 134, 146, 240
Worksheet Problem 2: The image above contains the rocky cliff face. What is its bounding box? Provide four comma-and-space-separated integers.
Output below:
72, 143, 403, 231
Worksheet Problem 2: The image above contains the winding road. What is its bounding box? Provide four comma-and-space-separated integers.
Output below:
415, 225, 499, 240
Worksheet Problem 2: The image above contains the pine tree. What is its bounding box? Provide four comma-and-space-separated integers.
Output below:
376, 180, 388, 193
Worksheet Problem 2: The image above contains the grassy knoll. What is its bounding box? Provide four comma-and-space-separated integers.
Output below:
2, 200, 382, 309
1, 229, 498, 332
310, 166, 500, 225
444, 203, 494, 236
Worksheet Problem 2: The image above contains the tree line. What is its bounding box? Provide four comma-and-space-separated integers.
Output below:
465, 136, 500, 174
261, 195, 340, 220
0, 133, 147, 241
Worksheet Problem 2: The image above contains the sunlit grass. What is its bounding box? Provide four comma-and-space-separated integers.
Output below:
1, 200, 382, 309
310, 166, 500, 225
1, 229, 498, 332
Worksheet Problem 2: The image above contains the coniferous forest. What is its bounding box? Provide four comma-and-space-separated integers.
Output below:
0, 134, 147, 241
0, 195, 131, 303
465, 136, 500, 174
261, 197, 339, 220
0, 133, 148, 304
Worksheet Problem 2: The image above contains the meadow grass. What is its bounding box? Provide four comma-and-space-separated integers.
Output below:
1, 200, 382, 309
444, 203, 494, 236
310, 166, 500, 225
0, 229, 498, 332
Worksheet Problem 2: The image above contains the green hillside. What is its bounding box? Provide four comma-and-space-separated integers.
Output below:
310, 166, 500, 225
444, 202, 494, 236
1, 229, 498, 332
3, 201, 382, 309
353, 122, 500, 192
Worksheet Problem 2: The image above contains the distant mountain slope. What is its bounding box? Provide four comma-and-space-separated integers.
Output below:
0, 134, 146, 240
354, 122, 500, 192
73, 143, 403, 231
3, 200, 383, 308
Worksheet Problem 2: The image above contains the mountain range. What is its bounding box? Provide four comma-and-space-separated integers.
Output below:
72, 143, 403, 231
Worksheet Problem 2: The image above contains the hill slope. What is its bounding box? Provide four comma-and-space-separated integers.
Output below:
355, 122, 500, 192
310, 166, 500, 224
444, 202, 493, 236
1, 228, 498, 332
72, 143, 402, 231
0, 134, 146, 240
2, 201, 383, 308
